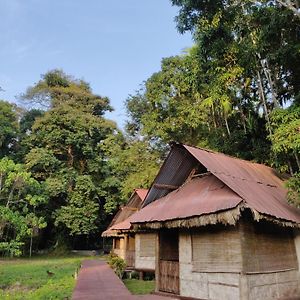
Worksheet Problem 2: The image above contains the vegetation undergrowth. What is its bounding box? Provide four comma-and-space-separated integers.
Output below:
107, 252, 126, 278
0, 255, 92, 299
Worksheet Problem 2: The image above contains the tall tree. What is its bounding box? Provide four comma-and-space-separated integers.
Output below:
22, 70, 121, 246
0, 100, 19, 158
0, 157, 47, 257
101, 135, 161, 212
125, 48, 270, 162
169, 0, 300, 195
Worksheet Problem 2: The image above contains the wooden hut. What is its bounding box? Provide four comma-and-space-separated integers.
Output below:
129, 143, 300, 300
102, 188, 157, 270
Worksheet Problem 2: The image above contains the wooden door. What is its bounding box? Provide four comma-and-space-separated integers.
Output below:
125, 235, 135, 268
158, 230, 179, 294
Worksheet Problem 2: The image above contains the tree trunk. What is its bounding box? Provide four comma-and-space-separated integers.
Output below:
257, 70, 272, 136
276, 0, 300, 17
259, 56, 280, 108
288, 160, 294, 175
29, 231, 33, 258
294, 152, 300, 170
0, 174, 3, 192
225, 116, 231, 137
6, 182, 16, 208
211, 105, 217, 128
67, 146, 74, 168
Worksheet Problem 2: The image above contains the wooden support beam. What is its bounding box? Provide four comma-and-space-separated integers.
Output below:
192, 171, 211, 178
127, 207, 138, 211
153, 183, 179, 190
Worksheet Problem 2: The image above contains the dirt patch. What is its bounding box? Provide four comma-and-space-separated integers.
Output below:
1, 282, 35, 293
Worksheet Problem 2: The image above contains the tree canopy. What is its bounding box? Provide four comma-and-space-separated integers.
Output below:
0, 1, 300, 255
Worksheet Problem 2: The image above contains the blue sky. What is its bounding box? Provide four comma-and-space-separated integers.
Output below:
0, 0, 192, 128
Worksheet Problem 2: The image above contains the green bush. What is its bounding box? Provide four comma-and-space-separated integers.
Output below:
107, 252, 126, 278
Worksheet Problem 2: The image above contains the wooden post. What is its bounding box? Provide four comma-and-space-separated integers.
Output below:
155, 232, 160, 293
139, 271, 144, 280
123, 235, 128, 261
112, 238, 115, 252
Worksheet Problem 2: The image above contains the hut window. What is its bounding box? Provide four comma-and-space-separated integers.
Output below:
241, 221, 298, 273
115, 238, 121, 249
140, 234, 155, 257
192, 225, 242, 273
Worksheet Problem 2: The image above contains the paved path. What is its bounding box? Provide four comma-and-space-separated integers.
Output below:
72, 260, 178, 300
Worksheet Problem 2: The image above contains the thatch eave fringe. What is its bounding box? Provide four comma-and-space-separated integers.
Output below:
131, 204, 300, 231
101, 231, 126, 237
250, 208, 300, 229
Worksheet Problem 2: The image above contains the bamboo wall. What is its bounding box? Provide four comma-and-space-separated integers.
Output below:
178, 222, 300, 300
135, 233, 156, 271
294, 229, 300, 270
180, 231, 240, 300
192, 225, 242, 273
113, 237, 125, 260
241, 221, 297, 273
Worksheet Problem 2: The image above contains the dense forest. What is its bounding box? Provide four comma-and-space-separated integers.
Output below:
1, 0, 299, 256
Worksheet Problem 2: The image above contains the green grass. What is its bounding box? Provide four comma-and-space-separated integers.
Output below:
123, 279, 155, 295
0, 256, 87, 300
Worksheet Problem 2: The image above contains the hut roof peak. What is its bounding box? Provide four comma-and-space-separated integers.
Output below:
139, 143, 300, 227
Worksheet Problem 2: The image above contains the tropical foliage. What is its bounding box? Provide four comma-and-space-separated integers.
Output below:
0, 0, 299, 255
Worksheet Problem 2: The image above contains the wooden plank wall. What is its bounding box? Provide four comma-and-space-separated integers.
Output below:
159, 260, 179, 294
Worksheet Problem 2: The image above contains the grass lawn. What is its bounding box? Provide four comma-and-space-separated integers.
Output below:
0, 256, 89, 300
123, 278, 155, 295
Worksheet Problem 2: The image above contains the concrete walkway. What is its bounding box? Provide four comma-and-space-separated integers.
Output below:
72, 260, 178, 300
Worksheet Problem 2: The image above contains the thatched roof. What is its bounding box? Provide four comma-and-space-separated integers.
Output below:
130, 143, 300, 229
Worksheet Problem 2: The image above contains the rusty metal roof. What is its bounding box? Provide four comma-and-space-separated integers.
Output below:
135, 189, 148, 202
109, 219, 132, 231
183, 145, 300, 223
130, 175, 243, 224
135, 143, 300, 226
142, 145, 199, 207
101, 188, 148, 236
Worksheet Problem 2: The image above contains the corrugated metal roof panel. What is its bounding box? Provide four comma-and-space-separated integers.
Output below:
131, 175, 243, 224
142, 146, 199, 207
134, 189, 148, 203
184, 145, 300, 223
101, 188, 148, 236
109, 219, 132, 231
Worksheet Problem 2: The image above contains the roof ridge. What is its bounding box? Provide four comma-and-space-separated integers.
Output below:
211, 170, 278, 188
182, 143, 272, 168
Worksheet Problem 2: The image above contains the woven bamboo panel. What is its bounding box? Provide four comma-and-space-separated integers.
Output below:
128, 236, 135, 251
140, 234, 156, 257
125, 250, 135, 268
192, 225, 242, 272
159, 260, 179, 294
241, 220, 298, 273
114, 238, 121, 250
